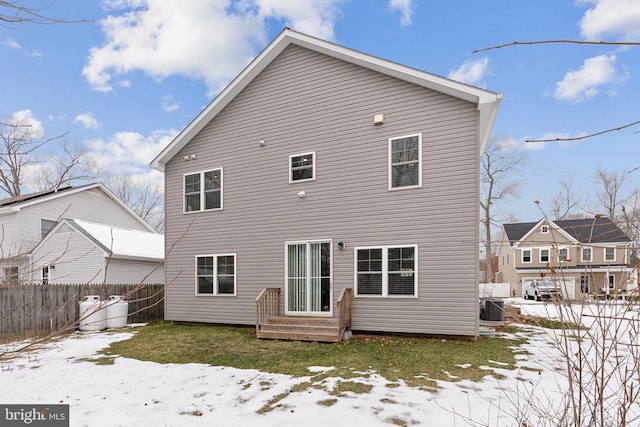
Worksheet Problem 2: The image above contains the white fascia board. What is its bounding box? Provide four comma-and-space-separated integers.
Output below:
513, 219, 578, 248
150, 28, 503, 171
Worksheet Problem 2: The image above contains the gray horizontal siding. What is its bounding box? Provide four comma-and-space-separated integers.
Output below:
164, 45, 480, 335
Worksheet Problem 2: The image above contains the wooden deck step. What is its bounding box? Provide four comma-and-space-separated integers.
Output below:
257, 316, 342, 343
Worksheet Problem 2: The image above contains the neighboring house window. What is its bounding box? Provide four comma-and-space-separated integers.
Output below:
389, 134, 422, 190
581, 247, 592, 263
558, 248, 569, 262
580, 275, 590, 293
184, 169, 223, 212
522, 249, 532, 263
355, 245, 417, 297
42, 266, 50, 285
4, 267, 18, 285
289, 152, 315, 182
604, 247, 615, 262
195, 254, 236, 296
540, 249, 550, 263
608, 274, 615, 289
541, 225, 549, 234
41, 219, 57, 239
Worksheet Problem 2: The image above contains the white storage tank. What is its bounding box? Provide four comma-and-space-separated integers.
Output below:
105, 295, 128, 329
79, 295, 106, 331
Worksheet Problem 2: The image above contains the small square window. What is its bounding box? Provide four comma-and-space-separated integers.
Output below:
541, 225, 549, 234
289, 152, 315, 182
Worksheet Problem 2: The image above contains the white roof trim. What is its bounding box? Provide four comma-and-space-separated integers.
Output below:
150, 28, 502, 171
0, 183, 155, 232
513, 219, 578, 248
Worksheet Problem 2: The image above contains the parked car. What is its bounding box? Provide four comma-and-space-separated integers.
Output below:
524, 279, 562, 301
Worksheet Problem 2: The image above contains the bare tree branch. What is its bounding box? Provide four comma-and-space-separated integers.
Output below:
525, 121, 640, 143
0, 1, 90, 25
473, 39, 640, 54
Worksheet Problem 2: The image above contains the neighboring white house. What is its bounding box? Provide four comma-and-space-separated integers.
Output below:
30, 218, 164, 285
0, 184, 160, 284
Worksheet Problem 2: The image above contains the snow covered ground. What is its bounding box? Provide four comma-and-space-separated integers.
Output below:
0, 300, 634, 426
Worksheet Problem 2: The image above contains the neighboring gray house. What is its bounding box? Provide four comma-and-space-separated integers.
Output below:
0, 184, 157, 284
150, 29, 502, 339
30, 218, 164, 285
496, 217, 637, 299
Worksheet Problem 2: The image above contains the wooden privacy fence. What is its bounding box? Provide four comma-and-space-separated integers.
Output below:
0, 283, 164, 341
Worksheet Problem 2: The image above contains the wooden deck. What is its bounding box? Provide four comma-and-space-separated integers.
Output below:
255, 287, 352, 343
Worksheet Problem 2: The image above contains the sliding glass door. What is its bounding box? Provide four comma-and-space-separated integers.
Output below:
286, 241, 331, 315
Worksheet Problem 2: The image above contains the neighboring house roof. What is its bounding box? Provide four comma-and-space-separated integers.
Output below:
504, 217, 631, 245
32, 218, 164, 262
0, 183, 155, 232
149, 28, 502, 172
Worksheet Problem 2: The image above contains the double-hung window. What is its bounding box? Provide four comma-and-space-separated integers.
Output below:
604, 247, 615, 262
355, 245, 417, 297
195, 254, 236, 296
522, 249, 532, 263
184, 169, 223, 212
581, 247, 592, 263
289, 152, 315, 182
558, 248, 569, 262
540, 248, 550, 263
389, 134, 422, 190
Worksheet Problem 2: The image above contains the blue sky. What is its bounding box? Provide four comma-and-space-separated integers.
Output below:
1, 0, 638, 222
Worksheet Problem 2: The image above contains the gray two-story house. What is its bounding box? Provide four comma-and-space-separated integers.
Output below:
496, 217, 637, 299
150, 29, 502, 340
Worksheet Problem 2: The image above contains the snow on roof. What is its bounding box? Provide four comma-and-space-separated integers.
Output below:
69, 218, 164, 261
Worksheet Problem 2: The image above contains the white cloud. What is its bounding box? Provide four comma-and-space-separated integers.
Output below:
83, 0, 343, 94
2, 39, 21, 49
85, 129, 176, 176
389, 0, 413, 27
74, 112, 99, 130
9, 109, 45, 139
554, 54, 620, 102
161, 94, 180, 112
579, 0, 640, 40
448, 57, 489, 85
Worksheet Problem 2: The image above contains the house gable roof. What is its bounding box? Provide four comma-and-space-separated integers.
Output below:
504, 217, 630, 246
33, 218, 164, 262
0, 183, 155, 232
149, 28, 502, 172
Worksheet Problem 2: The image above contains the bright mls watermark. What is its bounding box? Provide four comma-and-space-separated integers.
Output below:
0, 405, 68, 426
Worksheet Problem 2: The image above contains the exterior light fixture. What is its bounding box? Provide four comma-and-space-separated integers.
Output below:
338, 241, 345, 250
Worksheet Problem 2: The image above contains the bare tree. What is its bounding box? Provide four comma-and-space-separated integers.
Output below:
480, 135, 528, 282
30, 140, 103, 192
0, 117, 102, 198
0, 1, 89, 25
551, 175, 584, 220
0, 117, 66, 197
105, 175, 164, 231
593, 167, 630, 219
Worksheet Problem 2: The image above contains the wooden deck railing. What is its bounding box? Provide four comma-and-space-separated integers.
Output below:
337, 287, 353, 339
255, 287, 281, 333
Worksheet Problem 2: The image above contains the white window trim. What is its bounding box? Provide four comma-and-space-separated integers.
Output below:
558, 247, 569, 262
42, 266, 50, 284
388, 133, 423, 191
604, 247, 616, 262
521, 249, 532, 264
581, 247, 592, 263
354, 244, 418, 298
289, 151, 316, 183
541, 225, 549, 234
194, 253, 237, 296
608, 274, 615, 289
539, 247, 550, 263
183, 168, 224, 213
284, 239, 333, 316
